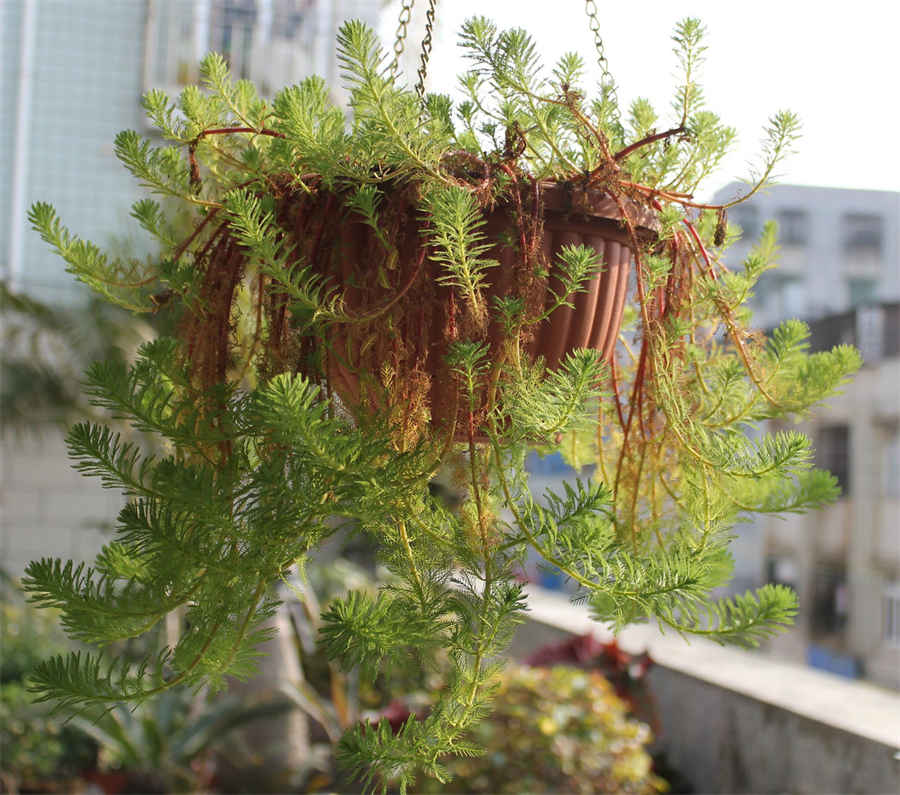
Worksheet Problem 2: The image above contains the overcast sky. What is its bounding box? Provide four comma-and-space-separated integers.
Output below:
380, 0, 900, 196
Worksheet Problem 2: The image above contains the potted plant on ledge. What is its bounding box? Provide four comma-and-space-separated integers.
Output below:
23, 7, 859, 792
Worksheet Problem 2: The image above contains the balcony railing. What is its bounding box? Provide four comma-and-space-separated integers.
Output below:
512, 586, 900, 794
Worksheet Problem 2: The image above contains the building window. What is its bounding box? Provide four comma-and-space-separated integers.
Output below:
855, 303, 886, 363
847, 278, 878, 307
732, 205, 760, 242
843, 213, 883, 264
765, 554, 797, 589
884, 584, 900, 647
776, 208, 809, 246
145, 0, 321, 100
811, 563, 848, 636
885, 304, 900, 358
816, 425, 851, 497
211, 0, 258, 78
752, 272, 809, 320
779, 276, 807, 319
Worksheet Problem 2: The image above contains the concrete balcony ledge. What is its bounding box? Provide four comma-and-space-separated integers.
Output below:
513, 585, 900, 794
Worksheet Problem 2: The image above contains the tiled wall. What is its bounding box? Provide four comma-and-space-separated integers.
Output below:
1, 429, 122, 575
1, 2, 148, 576
1, 1, 24, 275
3, 0, 147, 304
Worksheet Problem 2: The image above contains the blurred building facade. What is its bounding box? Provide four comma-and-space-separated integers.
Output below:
713, 183, 900, 328
764, 305, 899, 688
712, 183, 900, 688
1, 0, 379, 303
1, 0, 381, 574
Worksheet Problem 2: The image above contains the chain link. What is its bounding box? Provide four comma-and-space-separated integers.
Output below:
397, 1, 611, 110
414, 0, 437, 102
390, 0, 416, 76
584, 0, 619, 112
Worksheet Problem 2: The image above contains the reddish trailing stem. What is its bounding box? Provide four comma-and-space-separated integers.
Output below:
195, 127, 287, 141
613, 125, 686, 162
682, 218, 718, 281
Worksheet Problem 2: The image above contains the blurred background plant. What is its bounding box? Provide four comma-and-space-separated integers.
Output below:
0, 279, 156, 434
0, 571, 98, 792
71, 686, 295, 793
414, 664, 664, 795
0, 571, 300, 794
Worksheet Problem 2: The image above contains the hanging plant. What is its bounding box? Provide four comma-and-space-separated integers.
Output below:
23, 6, 859, 793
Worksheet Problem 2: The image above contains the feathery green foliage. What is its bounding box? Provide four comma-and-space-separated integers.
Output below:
23, 14, 857, 795
424, 185, 498, 327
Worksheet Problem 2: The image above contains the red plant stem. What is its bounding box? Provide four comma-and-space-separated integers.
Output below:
612, 338, 647, 500
195, 127, 286, 141
606, 188, 658, 553
619, 182, 694, 200
437, 388, 460, 464
349, 245, 426, 325
609, 355, 626, 432
441, 148, 492, 183
678, 218, 780, 409
173, 209, 219, 262
176, 172, 261, 263
614, 125, 686, 162
255, 271, 264, 330
447, 289, 458, 341
194, 221, 229, 266
636, 356, 649, 441
560, 92, 615, 162
633, 342, 650, 440
608, 191, 652, 338
310, 194, 336, 269
618, 180, 729, 212
498, 163, 529, 273
662, 237, 680, 318
178, 177, 262, 255
188, 143, 201, 192
614, 336, 650, 554
217, 241, 244, 385
682, 219, 717, 281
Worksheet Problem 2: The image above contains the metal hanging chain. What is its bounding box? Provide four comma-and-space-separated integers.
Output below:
414, 0, 437, 102
390, 0, 437, 103
584, 0, 619, 113
390, 0, 416, 77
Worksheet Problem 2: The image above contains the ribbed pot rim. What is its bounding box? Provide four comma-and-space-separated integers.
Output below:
536, 180, 659, 236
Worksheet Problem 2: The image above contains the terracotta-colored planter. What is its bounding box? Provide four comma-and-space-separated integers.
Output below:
501, 184, 655, 369
285, 182, 655, 437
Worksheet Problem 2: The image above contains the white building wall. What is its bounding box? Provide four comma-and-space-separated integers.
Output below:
1, 432, 121, 574
713, 183, 900, 329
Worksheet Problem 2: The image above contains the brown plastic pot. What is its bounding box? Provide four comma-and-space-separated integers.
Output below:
495, 183, 655, 369
289, 181, 655, 437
